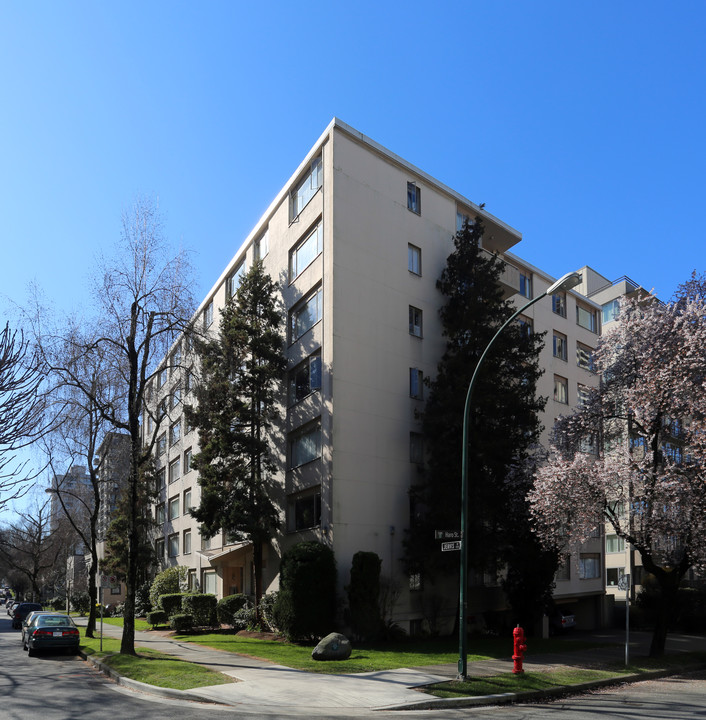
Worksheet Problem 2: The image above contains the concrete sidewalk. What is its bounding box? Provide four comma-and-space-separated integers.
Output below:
74, 619, 706, 714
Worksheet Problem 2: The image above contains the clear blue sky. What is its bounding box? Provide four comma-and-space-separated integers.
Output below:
2, 0, 705, 312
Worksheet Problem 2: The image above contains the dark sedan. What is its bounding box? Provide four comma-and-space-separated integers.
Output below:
11, 602, 42, 629
23, 614, 80, 656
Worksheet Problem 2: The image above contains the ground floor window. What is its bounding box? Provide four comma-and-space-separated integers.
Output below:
202, 570, 217, 595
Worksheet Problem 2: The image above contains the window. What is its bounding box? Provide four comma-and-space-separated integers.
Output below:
171, 343, 181, 375
579, 553, 601, 580
288, 352, 322, 405
227, 261, 246, 299
409, 573, 422, 592
156, 503, 166, 524
410, 368, 424, 399
290, 222, 323, 281
607, 568, 624, 587
602, 299, 620, 324
291, 156, 322, 218
409, 306, 423, 337
157, 366, 168, 389
290, 286, 322, 342
577, 342, 594, 371
183, 488, 192, 513
577, 384, 591, 408
183, 529, 192, 555
517, 315, 533, 338
518, 271, 532, 299
202, 570, 217, 595
456, 210, 473, 232
171, 384, 181, 409
169, 457, 181, 484
554, 375, 568, 404
155, 537, 165, 559
577, 304, 598, 332
168, 496, 179, 521
287, 489, 322, 531
157, 433, 166, 456
408, 244, 421, 275
184, 448, 192, 473
169, 420, 181, 446
606, 535, 625, 553
407, 181, 421, 214
290, 423, 322, 468
256, 230, 269, 260
410, 432, 424, 464
203, 300, 214, 329
146, 413, 154, 434
580, 434, 598, 455
553, 332, 567, 361
555, 554, 571, 581
185, 367, 193, 394
156, 468, 166, 493
552, 292, 567, 318
168, 533, 179, 558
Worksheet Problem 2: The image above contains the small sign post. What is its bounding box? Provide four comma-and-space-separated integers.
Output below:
618, 573, 631, 666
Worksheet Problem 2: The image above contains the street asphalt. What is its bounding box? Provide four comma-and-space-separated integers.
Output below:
73, 618, 706, 714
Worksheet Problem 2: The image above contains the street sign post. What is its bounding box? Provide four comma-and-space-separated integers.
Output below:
619, 573, 631, 666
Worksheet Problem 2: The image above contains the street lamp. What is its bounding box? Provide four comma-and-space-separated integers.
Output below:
457, 270, 583, 680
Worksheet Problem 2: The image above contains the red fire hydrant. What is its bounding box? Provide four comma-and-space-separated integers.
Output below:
512, 625, 527, 674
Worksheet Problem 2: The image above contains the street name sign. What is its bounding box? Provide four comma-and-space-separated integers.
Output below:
441, 541, 462, 552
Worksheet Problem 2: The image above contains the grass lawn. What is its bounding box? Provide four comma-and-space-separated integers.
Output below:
79, 629, 236, 690
170, 632, 616, 675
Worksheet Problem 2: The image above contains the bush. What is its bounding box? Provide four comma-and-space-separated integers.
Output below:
170, 613, 194, 633
347, 551, 382, 641
159, 593, 187, 618
147, 610, 168, 628
135, 580, 152, 616
259, 592, 279, 632
47, 596, 65, 611
274, 541, 337, 641
217, 594, 249, 626
149, 566, 188, 609
183, 594, 217, 627
232, 604, 256, 631
70, 590, 91, 615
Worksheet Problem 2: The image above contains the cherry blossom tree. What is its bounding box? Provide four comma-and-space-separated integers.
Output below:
529, 292, 706, 657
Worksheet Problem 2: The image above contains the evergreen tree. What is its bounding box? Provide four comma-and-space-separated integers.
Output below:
406, 218, 555, 629
186, 260, 286, 621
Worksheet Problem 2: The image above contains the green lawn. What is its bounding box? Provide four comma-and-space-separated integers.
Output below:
79, 629, 236, 690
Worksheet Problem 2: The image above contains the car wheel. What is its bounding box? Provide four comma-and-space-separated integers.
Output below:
27, 646, 35, 657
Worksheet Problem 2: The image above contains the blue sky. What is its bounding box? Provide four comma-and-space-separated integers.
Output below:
2, 0, 705, 324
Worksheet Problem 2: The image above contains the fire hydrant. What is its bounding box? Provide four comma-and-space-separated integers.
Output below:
512, 625, 527, 674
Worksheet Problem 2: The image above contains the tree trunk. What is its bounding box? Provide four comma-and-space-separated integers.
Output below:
253, 540, 263, 626
649, 572, 680, 658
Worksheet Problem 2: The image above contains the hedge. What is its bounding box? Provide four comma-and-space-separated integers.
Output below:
183, 593, 217, 627
216, 594, 249, 626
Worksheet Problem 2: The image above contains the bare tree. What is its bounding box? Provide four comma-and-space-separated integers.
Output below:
0, 323, 45, 507
0, 498, 67, 602
28, 197, 195, 654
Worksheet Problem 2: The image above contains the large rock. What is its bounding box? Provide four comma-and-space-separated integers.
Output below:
311, 632, 352, 661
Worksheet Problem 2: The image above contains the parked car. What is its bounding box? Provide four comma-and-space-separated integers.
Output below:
21, 611, 55, 644
24, 614, 80, 656
550, 608, 576, 634
11, 602, 42, 629
6, 600, 17, 616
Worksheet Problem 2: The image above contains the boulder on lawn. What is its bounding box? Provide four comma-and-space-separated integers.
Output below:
311, 632, 352, 661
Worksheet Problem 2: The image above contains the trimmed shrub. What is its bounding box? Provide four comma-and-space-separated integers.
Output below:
183, 593, 217, 627
347, 551, 382, 641
170, 613, 194, 633
274, 541, 337, 641
232, 604, 256, 631
147, 610, 168, 628
159, 592, 187, 618
217, 593, 249, 626
150, 566, 188, 609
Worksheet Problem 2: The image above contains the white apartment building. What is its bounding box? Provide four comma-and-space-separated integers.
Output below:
145, 119, 610, 632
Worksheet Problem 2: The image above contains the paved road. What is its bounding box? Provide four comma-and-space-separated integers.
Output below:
3, 611, 706, 719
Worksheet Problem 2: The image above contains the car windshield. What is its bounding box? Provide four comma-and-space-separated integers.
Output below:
36, 615, 75, 627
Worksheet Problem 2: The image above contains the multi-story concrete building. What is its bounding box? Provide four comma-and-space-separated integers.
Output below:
146, 119, 611, 632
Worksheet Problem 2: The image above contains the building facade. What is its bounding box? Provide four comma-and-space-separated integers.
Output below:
145, 119, 615, 631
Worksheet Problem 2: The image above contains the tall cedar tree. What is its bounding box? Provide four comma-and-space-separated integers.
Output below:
186, 260, 286, 621
406, 218, 556, 629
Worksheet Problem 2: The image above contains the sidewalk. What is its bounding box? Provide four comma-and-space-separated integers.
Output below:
73, 619, 706, 714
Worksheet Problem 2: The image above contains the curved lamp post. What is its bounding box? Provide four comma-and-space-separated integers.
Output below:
457, 270, 583, 680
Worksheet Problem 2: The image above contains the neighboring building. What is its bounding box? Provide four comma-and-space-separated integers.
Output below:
145, 119, 614, 632
95, 431, 131, 606
48, 465, 92, 552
